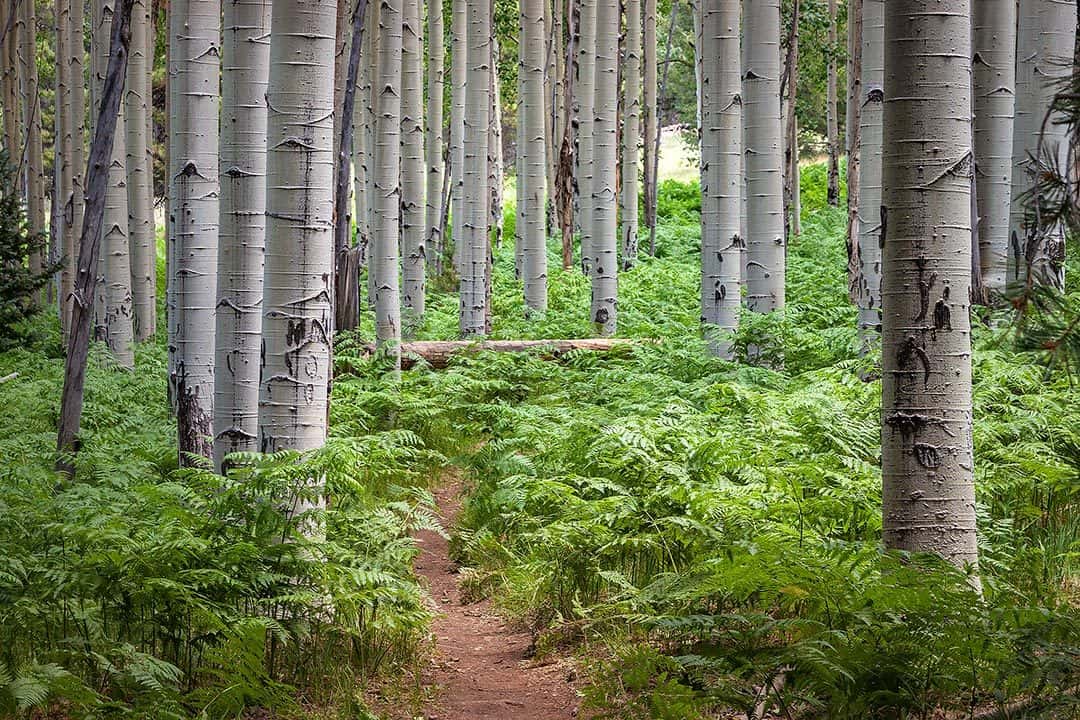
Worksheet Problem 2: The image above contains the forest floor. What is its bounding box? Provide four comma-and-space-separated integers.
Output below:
412, 478, 581, 719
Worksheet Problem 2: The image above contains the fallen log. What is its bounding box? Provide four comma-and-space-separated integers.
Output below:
345, 339, 640, 370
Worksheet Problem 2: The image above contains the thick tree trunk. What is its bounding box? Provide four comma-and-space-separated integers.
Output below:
590, 0, 617, 335
460, 0, 491, 335
826, 0, 839, 207
214, 0, 270, 469
373, 0, 403, 362
57, 0, 134, 471
973, 0, 1016, 297
575, 0, 597, 275
743, 0, 785, 314
641, 0, 656, 246
426, 0, 445, 271
522, 0, 548, 313
402, 0, 426, 326
168, 0, 220, 461
700, 0, 741, 358
881, 0, 979, 574
126, 0, 155, 341
449, 0, 466, 275
620, 0, 640, 271
854, 0, 883, 345
258, 0, 337, 453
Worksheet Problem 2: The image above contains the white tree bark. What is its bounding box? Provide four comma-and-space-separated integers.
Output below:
374, 0, 403, 361
699, 0, 741, 358
575, 0, 597, 274
258, 0, 336, 453
881, 0, 979, 573
460, 0, 491, 335
641, 0, 657, 241
450, 0, 467, 275
214, 0, 270, 468
619, 0, 640, 271
402, 0, 426, 324
590, 0, 617, 335
425, 0, 445, 268
168, 0, 220, 460
126, 0, 156, 341
742, 0, 785, 313
19, 0, 46, 289
55, 0, 75, 336
973, 0, 1016, 296
521, 0, 547, 313
854, 0, 883, 342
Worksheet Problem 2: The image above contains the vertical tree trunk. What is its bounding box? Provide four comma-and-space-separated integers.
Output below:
20, 0, 47, 291
854, 0, 883, 345
126, 0, 155, 341
575, 0, 597, 274
402, 0, 426, 325
845, 0, 862, 305
425, 0, 445, 270
590, 0, 617, 335
826, 0, 839, 206
94, 0, 135, 368
460, 0, 491, 335
782, 0, 800, 238
1, 3, 18, 163
373, 0, 403, 362
641, 0, 656, 246
450, 0, 466, 275
973, 0, 1016, 297
168, 0, 220, 460
743, 0, 785, 314
333, 0, 349, 172
55, 0, 74, 333
364, 0, 381, 308
545, 0, 563, 234
700, 0, 741, 358
71, 0, 87, 313
57, 0, 134, 471
488, 26, 504, 257
355, 0, 379, 303
881, 0, 979, 574
554, 0, 576, 268
521, 0, 547, 313
259, 0, 336, 453
214, 0, 271, 469
620, 0, 640, 271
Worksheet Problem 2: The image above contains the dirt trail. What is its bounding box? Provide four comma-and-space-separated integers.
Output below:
413, 483, 580, 720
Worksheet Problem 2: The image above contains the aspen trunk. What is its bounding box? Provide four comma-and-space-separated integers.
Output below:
973, 0, 1016, 296
258, 0, 337, 453
354, 0, 378, 300
126, 0, 155, 341
488, 28, 504, 258
94, 0, 135, 369
373, 0, 403, 362
55, 0, 74, 334
460, 0, 491, 335
699, 0, 741, 358
575, 0, 597, 274
641, 0, 657, 244
590, 0, 617, 335
19, 0, 46, 290
845, 0, 862, 305
854, 0, 883, 344
213, 0, 270, 469
521, 0, 547, 313
450, 0, 466, 275
70, 0, 86, 306
333, 0, 349, 172
743, 0, 785, 314
782, 0, 800, 238
1, 5, 17, 162
881, 0, 979, 574
425, 0, 445, 270
619, 0, 640, 271
545, 0, 562, 234
168, 0, 220, 460
554, 0, 577, 266
826, 0, 839, 207
402, 0, 426, 325
364, 0, 381, 307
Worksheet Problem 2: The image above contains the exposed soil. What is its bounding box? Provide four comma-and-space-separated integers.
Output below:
413, 482, 580, 720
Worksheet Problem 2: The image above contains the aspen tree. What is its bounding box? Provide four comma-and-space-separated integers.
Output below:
70, 0, 87, 321
258, 0, 337, 453
826, 0, 839, 207
619, 0, 640, 271
19, 0, 46, 287
355, 0, 380, 301
545, 0, 563, 233
845, 0, 862, 304
782, 0, 800, 238
373, 0, 403, 362
488, 29, 504, 257
854, 0, 883, 343
742, 0, 785, 314
460, 0, 491, 335
575, 0, 597, 274
450, 0, 466, 275
214, 0, 271, 469
126, 0, 155, 341
973, 0, 1016, 296
55, 0, 74, 333
425, 0, 445, 268
521, 0, 547, 313
590, 0, 617, 335
700, 0, 741, 358
1, 5, 17, 161
641, 0, 657, 244
333, 0, 349, 168
402, 0, 426, 324
881, 0, 979, 573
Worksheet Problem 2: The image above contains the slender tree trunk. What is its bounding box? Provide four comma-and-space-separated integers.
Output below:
590, 0, 617, 334
402, 0, 425, 326
488, 27, 504, 259
70, 0, 86, 317
1, 3, 18, 163
57, 0, 134, 471
554, 0, 576, 268
782, 0, 800, 238
743, 0, 785, 314
522, 0, 547, 313
213, 0, 270, 469
620, 0, 640, 271
55, 0, 74, 332
333, 0, 349, 173
854, 0, 883, 345
545, 0, 562, 234
364, 0, 381, 308
845, 0, 862, 305
641, 0, 656, 246
575, 0, 597, 274
881, 0, 979, 574
126, 0, 155, 341
356, 0, 379, 303
168, 0, 220, 461
460, 0, 491, 335
94, 0, 135, 368
450, 0, 466, 275
973, 0, 1016, 298
700, 0, 741, 358
20, 0, 46, 291
826, 0, 839, 206
373, 0, 403, 362
258, 0, 337, 453
425, 0, 445, 271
